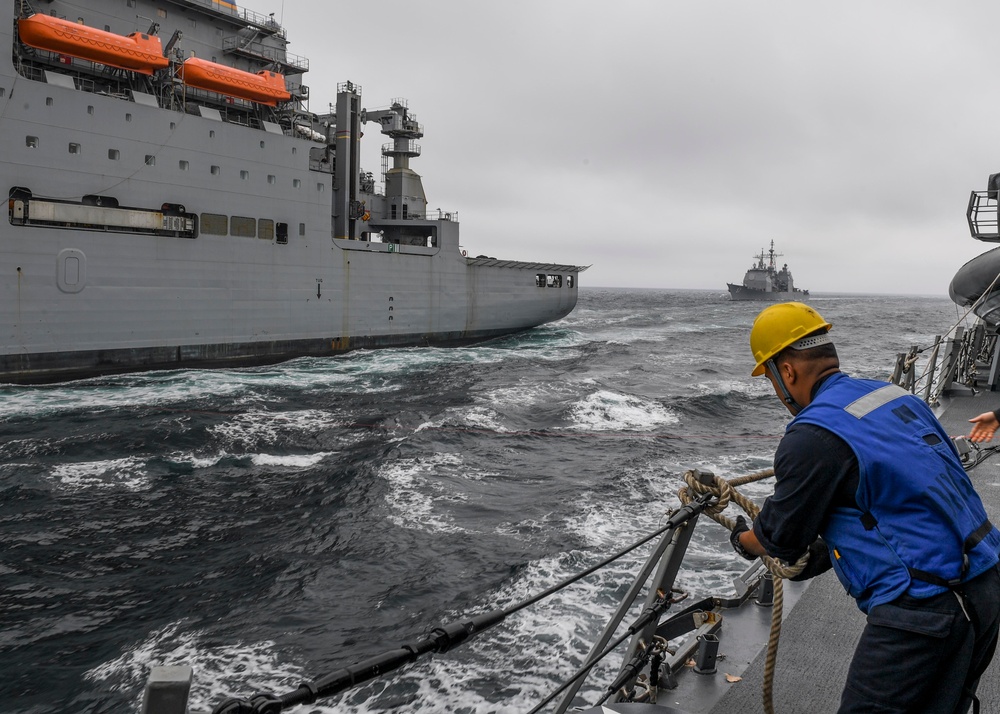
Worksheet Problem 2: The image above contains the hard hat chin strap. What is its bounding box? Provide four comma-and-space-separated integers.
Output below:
765, 358, 802, 415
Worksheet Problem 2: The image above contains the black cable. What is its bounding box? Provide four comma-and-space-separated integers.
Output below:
964, 444, 1000, 471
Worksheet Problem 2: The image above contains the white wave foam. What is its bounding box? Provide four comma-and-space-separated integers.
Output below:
482, 381, 578, 410
208, 409, 343, 448
85, 623, 321, 713
0, 370, 259, 421
567, 390, 679, 432
166, 452, 228, 469
380, 453, 467, 533
250, 452, 332, 468
692, 378, 772, 398
50, 457, 149, 491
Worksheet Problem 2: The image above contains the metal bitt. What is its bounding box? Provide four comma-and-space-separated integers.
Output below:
693, 634, 719, 675
755, 573, 774, 607
141, 666, 192, 714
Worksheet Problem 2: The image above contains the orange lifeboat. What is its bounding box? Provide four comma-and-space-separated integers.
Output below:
180, 58, 291, 106
17, 14, 169, 75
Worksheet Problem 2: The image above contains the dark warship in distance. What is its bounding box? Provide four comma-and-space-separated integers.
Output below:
727, 240, 809, 301
0, 0, 586, 385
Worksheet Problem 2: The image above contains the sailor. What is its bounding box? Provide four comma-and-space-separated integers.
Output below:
731, 301, 1000, 713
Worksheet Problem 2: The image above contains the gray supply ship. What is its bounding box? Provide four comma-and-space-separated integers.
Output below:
0, 0, 586, 385
727, 240, 809, 301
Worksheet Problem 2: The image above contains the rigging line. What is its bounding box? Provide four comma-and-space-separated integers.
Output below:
910, 269, 1000, 391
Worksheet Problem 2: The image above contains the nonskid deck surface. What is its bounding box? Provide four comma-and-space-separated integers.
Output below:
708, 386, 1000, 714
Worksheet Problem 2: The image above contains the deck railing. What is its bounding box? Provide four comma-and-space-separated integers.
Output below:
967, 191, 1000, 242
890, 323, 1000, 404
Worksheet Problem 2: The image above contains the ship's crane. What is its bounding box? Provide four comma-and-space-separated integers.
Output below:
360, 100, 427, 221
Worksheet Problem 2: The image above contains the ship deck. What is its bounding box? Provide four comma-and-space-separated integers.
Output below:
703, 384, 1000, 714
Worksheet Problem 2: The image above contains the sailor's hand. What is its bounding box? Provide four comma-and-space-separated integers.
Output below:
789, 538, 833, 581
968, 411, 1000, 443
729, 515, 756, 560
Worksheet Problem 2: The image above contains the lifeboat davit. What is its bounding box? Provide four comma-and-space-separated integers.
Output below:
17, 14, 169, 75
180, 58, 291, 106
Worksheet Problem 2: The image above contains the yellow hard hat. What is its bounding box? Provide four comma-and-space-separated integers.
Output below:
749, 302, 832, 376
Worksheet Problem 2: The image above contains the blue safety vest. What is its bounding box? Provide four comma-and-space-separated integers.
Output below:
789, 372, 1000, 613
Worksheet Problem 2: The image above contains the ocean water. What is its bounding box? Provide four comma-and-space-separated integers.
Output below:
0, 288, 964, 714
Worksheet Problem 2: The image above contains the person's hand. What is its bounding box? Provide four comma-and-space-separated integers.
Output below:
789, 538, 832, 581
729, 515, 755, 560
968, 412, 1000, 443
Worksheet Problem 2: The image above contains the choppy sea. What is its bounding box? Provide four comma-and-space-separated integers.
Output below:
0, 288, 965, 714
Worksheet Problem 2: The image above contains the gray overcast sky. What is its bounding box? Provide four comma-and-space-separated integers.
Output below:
275, 1, 998, 295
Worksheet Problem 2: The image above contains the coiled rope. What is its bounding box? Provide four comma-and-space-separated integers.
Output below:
678, 469, 809, 714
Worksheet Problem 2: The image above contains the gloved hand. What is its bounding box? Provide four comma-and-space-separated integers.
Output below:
729, 515, 756, 560
789, 538, 833, 581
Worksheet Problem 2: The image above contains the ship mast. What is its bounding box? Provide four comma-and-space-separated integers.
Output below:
766, 239, 782, 272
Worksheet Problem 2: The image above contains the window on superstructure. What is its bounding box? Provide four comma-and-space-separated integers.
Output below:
240, 170, 249, 181
391, 205, 397, 219
259, 219, 274, 241
260, 141, 265, 149
0, 89, 6, 98
211, 165, 221, 175
292, 147, 297, 155
145, 155, 155, 166
87, 106, 94, 115
209, 130, 215, 138
292, 179, 301, 188
402, 205, 408, 219
567, 275, 575, 288
46, 97, 53, 106
179, 160, 189, 171
267, 175, 276, 185
108, 149, 120, 160
69, 143, 80, 154
277, 223, 289, 244
317, 183, 325, 192
299, 223, 305, 237
126, 113, 132, 122
201, 213, 227, 235
157, 8, 167, 18
127, 0, 135, 7
231, 216, 256, 237
25, 136, 38, 148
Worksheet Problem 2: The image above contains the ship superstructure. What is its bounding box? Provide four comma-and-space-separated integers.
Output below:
727, 240, 809, 301
0, 0, 585, 384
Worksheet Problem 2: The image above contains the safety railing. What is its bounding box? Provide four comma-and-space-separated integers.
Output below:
222, 37, 308, 73
890, 323, 1000, 405
166, 0, 287, 37
967, 190, 1000, 242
